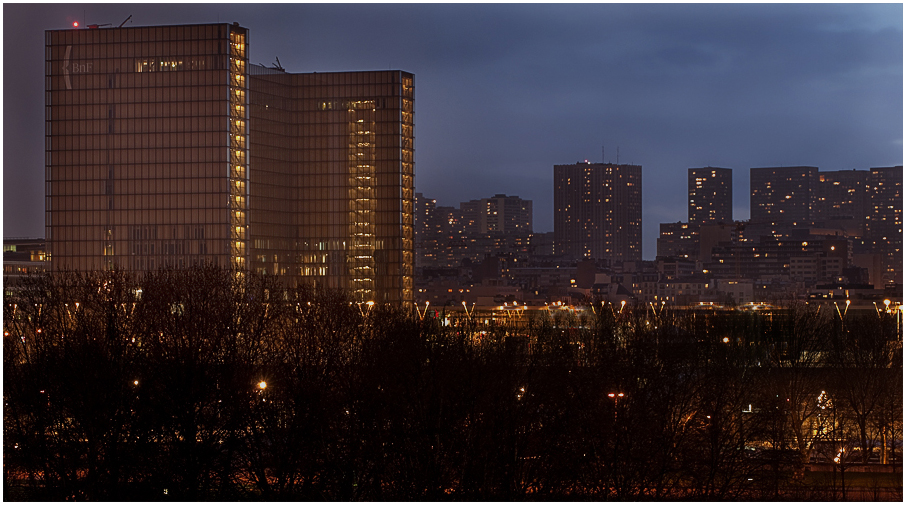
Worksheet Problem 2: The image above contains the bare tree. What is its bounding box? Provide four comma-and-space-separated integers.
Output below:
761, 302, 833, 473
828, 312, 900, 464
5, 268, 899, 500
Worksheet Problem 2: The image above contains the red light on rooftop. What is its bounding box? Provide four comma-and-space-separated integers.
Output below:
73, 21, 79, 27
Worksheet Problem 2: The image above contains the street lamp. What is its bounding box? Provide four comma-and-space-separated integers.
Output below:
416, 301, 430, 321
608, 392, 625, 421
896, 303, 906, 342
357, 300, 375, 318
258, 381, 267, 390
462, 300, 475, 324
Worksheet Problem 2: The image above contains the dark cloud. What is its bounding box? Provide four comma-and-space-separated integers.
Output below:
4, 3, 902, 258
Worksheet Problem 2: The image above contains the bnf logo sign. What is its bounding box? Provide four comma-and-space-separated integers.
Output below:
62, 45, 93, 89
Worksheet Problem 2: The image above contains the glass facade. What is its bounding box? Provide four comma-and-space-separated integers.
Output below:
46, 23, 248, 272
46, 23, 414, 304
248, 69, 415, 303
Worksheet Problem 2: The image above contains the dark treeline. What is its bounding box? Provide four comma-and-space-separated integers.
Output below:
4, 265, 902, 500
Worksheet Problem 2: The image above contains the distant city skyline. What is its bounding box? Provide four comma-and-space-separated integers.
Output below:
4, 3, 902, 259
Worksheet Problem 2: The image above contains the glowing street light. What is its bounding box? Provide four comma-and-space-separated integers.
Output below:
258, 381, 267, 390
357, 300, 376, 317
416, 301, 430, 321
608, 392, 625, 420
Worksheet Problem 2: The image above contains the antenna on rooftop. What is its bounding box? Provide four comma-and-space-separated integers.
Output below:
118, 15, 132, 28
272, 57, 285, 72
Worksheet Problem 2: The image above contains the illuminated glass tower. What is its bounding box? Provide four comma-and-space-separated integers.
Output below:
46, 23, 249, 272
45, 23, 414, 304
248, 69, 415, 303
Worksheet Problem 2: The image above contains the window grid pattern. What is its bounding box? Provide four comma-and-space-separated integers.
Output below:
400, 74, 415, 303
45, 24, 242, 272
247, 70, 415, 304
228, 28, 249, 268
348, 101, 376, 301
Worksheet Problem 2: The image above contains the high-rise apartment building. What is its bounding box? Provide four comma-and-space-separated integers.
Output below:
45, 23, 413, 303
414, 193, 436, 244
814, 169, 871, 224
459, 194, 532, 235
750, 166, 818, 225
656, 222, 698, 259
415, 193, 462, 270
868, 166, 903, 286
688, 167, 732, 224
458, 199, 480, 234
553, 162, 642, 263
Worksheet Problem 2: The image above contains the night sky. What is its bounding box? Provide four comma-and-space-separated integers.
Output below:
4, 3, 902, 259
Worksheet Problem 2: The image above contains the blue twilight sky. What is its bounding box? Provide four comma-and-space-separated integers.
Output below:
3, 3, 903, 259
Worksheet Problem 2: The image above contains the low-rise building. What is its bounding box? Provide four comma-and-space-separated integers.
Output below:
3, 238, 47, 297
656, 275, 714, 305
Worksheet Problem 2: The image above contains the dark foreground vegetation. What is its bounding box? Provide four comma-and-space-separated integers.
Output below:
4, 266, 902, 500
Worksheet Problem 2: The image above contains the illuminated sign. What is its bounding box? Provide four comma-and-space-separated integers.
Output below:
62, 45, 93, 89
